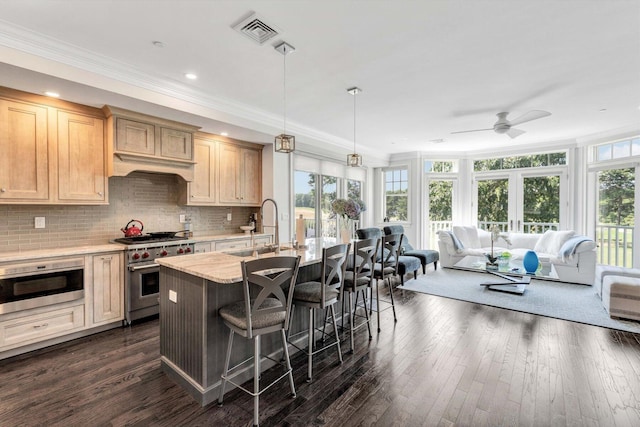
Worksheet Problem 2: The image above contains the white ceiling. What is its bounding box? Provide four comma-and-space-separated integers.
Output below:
0, 0, 639, 163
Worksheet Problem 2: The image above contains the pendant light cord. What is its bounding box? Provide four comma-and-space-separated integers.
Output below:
283, 48, 287, 134
353, 91, 357, 153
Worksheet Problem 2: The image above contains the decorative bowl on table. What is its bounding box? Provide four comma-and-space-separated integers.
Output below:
240, 225, 254, 234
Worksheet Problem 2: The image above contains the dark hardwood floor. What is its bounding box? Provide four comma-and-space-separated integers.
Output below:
2, 278, 640, 426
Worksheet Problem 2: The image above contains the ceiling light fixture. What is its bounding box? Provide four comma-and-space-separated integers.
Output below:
274, 41, 296, 153
220, 132, 229, 137
44, 91, 60, 98
347, 87, 362, 167
184, 73, 197, 80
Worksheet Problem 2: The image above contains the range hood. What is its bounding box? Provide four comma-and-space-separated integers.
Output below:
103, 106, 201, 181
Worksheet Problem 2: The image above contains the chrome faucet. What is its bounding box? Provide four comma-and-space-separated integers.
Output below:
260, 198, 280, 253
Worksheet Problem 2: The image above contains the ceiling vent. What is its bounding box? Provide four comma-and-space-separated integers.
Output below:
233, 13, 280, 45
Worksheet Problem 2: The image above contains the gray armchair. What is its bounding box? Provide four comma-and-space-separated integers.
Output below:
383, 225, 439, 274
355, 227, 420, 285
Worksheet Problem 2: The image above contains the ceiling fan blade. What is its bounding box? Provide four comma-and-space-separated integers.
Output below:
506, 128, 526, 139
451, 128, 493, 135
508, 110, 551, 126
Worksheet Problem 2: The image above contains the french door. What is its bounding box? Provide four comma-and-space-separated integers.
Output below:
474, 169, 566, 233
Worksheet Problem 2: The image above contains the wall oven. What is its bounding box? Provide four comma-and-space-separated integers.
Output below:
0, 258, 85, 315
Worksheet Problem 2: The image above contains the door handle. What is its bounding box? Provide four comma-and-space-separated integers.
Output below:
517, 220, 521, 231
510, 220, 513, 230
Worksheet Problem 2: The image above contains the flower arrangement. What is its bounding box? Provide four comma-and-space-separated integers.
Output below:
331, 198, 365, 220
486, 224, 511, 265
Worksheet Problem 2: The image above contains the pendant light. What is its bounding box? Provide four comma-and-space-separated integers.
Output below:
274, 41, 296, 153
347, 86, 362, 167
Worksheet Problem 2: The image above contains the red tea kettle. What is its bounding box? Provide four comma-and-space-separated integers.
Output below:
121, 219, 144, 237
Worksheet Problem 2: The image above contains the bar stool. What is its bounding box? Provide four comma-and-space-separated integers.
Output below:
372, 233, 402, 331
342, 238, 378, 352
288, 243, 350, 382
217, 256, 300, 427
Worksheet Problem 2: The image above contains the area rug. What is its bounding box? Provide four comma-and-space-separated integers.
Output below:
398, 267, 640, 334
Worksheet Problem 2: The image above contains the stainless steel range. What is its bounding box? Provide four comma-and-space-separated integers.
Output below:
114, 236, 195, 325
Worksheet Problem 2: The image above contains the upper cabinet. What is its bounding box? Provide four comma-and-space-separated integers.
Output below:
0, 87, 107, 205
0, 98, 49, 201
57, 110, 106, 202
103, 106, 199, 181
181, 132, 263, 206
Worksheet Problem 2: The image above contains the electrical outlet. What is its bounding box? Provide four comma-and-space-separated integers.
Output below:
35, 217, 45, 229
169, 290, 178, 303
227, 213, 232, 221
179, 214, 186, 223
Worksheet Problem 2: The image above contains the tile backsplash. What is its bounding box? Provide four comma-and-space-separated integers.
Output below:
0, 172, 258, 252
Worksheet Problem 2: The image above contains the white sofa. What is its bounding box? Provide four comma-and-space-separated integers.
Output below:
437, 226, 597, 285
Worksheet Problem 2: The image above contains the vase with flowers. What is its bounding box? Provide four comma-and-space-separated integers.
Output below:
331, 198, 366, 243
486, 224, 511, 270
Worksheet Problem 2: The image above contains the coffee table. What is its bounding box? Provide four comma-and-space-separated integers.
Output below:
452, 255, 559, 295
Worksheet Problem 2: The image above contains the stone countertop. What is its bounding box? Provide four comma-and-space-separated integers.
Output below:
0, 244, 125, 264
156, 238, 337, 284
0, 233, 284, 264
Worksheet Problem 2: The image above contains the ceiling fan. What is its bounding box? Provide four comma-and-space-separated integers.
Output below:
451, 110, 551, 139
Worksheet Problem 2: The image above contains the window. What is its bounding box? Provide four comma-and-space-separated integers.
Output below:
594, 136, 640, 162
474, 152, 566, 171
294, 171, 316, 239
384, 167, 408, 222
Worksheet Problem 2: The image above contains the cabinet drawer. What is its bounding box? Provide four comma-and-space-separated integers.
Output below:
254, 236, 272, 246
194, 242, 212, 253
214, 240, 250, 251
0, 304, 85, 349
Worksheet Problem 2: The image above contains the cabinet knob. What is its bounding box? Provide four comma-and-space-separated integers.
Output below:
97, 192, 103, 196
33, 323, 49, 329
0, 188, 6, 193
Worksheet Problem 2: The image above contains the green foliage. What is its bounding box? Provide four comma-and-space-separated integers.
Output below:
429, 180, 452, 221
523, 176, 560, 223
599, 168, 635, 226
477, 179, 508, 223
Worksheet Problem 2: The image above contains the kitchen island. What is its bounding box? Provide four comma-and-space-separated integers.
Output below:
155, 239, 333, 406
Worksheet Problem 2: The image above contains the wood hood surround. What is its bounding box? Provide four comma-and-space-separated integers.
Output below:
103, 105, 201, 181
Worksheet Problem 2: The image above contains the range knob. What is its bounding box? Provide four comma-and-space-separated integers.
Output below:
132, 253, 141, 260
177, 248, 184, 254
185, 247, 192, 253
160, 250, 168, 257
142, 251, 150, 259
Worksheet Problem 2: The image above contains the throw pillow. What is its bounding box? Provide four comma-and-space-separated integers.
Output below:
534, 230, 575, 255
452, 226, 481, 249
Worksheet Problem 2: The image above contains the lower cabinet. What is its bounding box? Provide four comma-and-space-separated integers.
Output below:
0, 303, 85, 350
92, 252, 124, 325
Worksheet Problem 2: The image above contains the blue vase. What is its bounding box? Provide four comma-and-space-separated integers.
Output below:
522, 250, 539, 274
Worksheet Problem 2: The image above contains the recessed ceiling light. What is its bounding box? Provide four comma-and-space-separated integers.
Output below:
184, 73, 197, 80
429, 138, 445, 143
599, 108, 607, 112
44, 91, 60, 98
220, 132, 229, 136
152, 41, 164, 48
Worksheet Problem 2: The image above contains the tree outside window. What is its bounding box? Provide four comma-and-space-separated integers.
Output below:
384, 168, 408, 221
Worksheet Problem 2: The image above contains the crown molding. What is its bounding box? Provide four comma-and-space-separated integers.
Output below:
0, 19, 368, 157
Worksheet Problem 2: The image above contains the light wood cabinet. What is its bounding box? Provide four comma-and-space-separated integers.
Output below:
218, 142, 262, 205
0, 303, 85, 350
193, 242, 212, 253
187, 135, 218, 204
104, 106, 199, 181
182, 134, 262, 206
0, 87, 108, 205
0, 98, 49, 201
57, 110, 106, 202
91, 252, 123, 325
